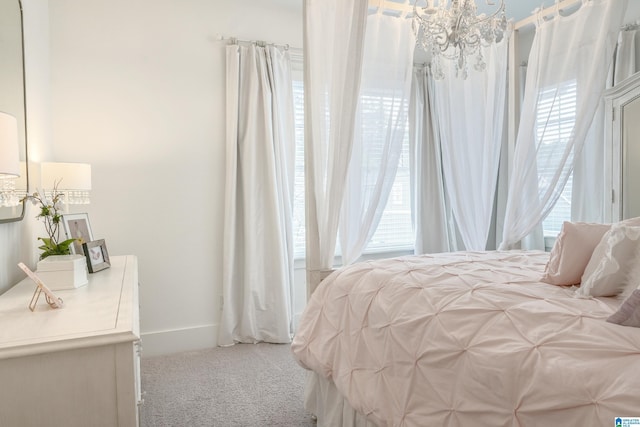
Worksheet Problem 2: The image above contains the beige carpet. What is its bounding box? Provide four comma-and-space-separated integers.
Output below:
140, 343, 316, 427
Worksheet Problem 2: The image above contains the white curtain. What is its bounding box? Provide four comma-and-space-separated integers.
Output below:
571, 102, 606, 224
409, 66, 452, 254
500, 0, 627, 249
304, 0, 368, 293
339, 12, 415, 265
220, 44, 295, 345
432, 37, 509, 251
572, 27, 640, 224
509, 62, 545, 251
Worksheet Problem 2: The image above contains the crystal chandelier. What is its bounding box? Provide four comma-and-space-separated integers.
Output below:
413, 0, 507, 80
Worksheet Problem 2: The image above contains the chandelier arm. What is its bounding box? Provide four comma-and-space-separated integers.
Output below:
417, 17, 449, 35
415, 17, 452, 52
462, 33, 481, 48
468, 1, 506, 25
436, 38, 451, 53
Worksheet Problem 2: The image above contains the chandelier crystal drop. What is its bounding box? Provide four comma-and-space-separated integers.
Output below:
413, 0, 507, 80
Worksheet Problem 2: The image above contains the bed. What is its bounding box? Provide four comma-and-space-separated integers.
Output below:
291, 226, 640, 427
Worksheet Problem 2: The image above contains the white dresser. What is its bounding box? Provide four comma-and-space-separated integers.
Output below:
0, 255, 141, 427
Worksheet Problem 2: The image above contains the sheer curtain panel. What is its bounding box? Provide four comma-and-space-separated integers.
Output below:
432, 36, 509, 251
409, 66, 452, 254
500, 0, 627, 249
339, 12, 415, 265
220, 44, 295, 345
572, 27, 640, 224
571, 102, 605, 224
304, 0, 368, 294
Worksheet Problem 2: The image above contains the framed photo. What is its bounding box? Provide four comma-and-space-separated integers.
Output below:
82, 239, 110, 273
62, 213, 94, 255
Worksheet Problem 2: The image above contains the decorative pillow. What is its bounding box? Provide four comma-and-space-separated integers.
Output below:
575, 224, 640, 297
541, 221, 611, 286
622, 245, 640, 298
621, 216, 640, 227
606, 289, 640, 327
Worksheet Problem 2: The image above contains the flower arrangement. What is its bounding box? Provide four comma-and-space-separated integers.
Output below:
21, 183, 76, 260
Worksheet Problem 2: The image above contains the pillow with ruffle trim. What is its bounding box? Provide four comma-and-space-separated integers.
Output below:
575, 224, 640, 298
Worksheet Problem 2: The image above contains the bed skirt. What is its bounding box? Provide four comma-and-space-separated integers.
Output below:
305, 371, 379, 427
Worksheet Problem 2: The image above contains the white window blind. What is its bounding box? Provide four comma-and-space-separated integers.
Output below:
537, 80, 577, 235
292, 80, 306, 258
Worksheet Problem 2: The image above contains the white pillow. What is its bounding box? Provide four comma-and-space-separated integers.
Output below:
621, 216, 640, 227
541, 221, 611, 286
575, 224, 640, 298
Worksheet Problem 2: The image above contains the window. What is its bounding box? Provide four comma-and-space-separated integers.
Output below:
358, 91, 413, 252
537, 80, 577, 236
291, 79, 413, 258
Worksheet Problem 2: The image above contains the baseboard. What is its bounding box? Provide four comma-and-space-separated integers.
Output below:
141, 324, 218, 358
142, 316, 307, 357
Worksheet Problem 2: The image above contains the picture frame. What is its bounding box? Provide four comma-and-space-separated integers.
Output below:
62, 213, 94, 255
82, 239, 110, 273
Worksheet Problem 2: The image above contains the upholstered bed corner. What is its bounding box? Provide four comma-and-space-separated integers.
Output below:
291, 242, 640, 426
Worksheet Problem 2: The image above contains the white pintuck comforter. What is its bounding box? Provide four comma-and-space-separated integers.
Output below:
291, 251, 640, 427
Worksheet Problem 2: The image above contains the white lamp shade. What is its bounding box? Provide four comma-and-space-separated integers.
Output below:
14, 161, 27, 190
0, 112, 20, 178
41, 162, 92, 190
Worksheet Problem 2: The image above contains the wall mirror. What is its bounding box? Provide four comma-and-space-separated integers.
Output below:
605, 71, 640, 222
0, 0, 28, 223
621, 95, 640, 220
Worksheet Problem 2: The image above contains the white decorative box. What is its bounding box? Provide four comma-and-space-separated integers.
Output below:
36, 255, 88, 290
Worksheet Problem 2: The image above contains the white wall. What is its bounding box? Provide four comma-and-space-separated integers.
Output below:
47, 0, 303, 355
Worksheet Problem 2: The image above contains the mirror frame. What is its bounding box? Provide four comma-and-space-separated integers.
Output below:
0, 0, 29, 223
604, 71, 640, 222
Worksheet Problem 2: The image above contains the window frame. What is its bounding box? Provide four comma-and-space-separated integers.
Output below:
290, 68, 414, 260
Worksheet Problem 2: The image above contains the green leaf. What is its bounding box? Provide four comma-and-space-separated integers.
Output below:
37, 237, 76, 260
57, 238, 76, 251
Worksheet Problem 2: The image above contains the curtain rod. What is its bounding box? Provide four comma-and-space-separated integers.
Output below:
368, 0, 411, 13
621, 22, 640, 31
514, 0, 582, 30
216, 34, 302, 53
367, 0, 414, 18
515, 1, 640, 31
